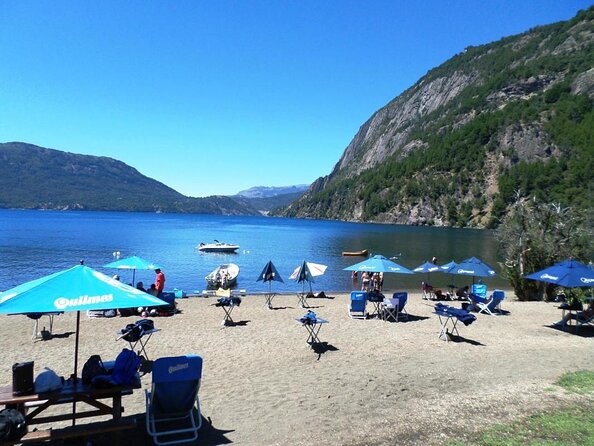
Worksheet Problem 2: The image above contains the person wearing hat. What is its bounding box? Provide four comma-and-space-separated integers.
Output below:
154, 268, 165, 297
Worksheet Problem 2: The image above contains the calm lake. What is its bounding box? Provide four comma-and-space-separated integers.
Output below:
0, 209, 509, 293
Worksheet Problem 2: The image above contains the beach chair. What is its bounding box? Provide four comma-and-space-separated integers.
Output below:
380, 297, 399, 321
28, 312, 62, 341
474, 290, 505, 316
146, 355, 203, 445
392, 292, 409, 320
348, 291, 368, 319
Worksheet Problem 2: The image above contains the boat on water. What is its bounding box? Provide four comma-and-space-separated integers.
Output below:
206, 263, 240, 289
197, 240, 240, 253
342, 249, 369, 257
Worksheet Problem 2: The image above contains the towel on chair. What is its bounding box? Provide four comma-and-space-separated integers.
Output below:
216, 297, 242, 307
435, 303, 476, 326
299, 310, 317, 325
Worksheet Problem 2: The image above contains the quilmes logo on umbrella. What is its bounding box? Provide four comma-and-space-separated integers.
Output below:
54, 294, 114, 310
359, 266, 402, 271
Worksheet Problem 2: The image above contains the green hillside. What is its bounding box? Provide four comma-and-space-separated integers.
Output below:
0, 142, 259, 215
277, 7, 594, 228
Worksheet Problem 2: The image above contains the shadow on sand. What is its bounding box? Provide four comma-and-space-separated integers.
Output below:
42, 331, 75, 340
546, 324, 594, 338
445, 334, 485, 346
224, 320, 250, 327
62, 414, 234, 446
311, 342, 339, 360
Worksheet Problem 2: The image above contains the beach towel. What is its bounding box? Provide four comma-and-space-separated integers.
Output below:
435, 303, 477, 326
299, 310, 317, 325
216, 297, 241, 307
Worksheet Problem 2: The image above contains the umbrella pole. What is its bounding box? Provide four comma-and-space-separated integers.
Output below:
72, 310, 81, 426
132, 269, 136, 286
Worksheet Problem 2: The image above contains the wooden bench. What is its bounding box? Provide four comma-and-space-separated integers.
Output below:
5, 418, 137, 445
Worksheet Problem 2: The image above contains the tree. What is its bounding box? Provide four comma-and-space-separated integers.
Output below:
495, 195, 592, 301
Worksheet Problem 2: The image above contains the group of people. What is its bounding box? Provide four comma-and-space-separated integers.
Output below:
115, 268, 168, 317
358, 271, 383, 292
420, 282, 470, 301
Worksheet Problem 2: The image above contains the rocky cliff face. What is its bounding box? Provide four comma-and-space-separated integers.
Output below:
333, 70, 479, 177
278, 7, 594, 228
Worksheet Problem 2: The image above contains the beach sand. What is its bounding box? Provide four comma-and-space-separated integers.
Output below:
1, 291, 593, 445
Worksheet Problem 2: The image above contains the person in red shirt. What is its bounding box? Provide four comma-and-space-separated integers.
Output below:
154, 268, 165, 296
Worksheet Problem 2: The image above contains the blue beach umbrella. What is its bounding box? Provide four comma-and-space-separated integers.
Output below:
413, 262, 440, 284
0, 264, 167, 379
443, 256, 496, 285
256, 260, 284, 284
344, 255, 414, 274
440, 260, 458, 271
524, 260, 594, 288
104, 255, 161, 286
256, 260, 284, 294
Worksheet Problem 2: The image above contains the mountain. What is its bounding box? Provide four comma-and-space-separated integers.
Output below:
235, 185, 309, 198
233, 191, 306, 214
275, 7, 594, 228
233, 185, 308, 214
0, 142, 260, 215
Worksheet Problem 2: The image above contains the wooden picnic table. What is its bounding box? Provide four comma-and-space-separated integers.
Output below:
0, 380, 138, 443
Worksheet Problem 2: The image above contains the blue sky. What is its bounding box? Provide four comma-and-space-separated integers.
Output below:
1, 1, 591, 197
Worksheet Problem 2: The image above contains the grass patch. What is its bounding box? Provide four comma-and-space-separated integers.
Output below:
449, 371, 594, 445
449, 406, 594, 446
556, 370, 594, 395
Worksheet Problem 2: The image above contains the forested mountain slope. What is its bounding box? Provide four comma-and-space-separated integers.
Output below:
277, 7, 594, 228
0, 142, 260, 215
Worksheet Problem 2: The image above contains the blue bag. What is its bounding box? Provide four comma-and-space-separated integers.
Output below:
111, 348, 141, 386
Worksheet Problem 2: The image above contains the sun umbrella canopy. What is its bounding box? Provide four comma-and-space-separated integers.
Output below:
289, 261, 327, 284
440, 260, 458, 271
344, 255, 414, 274
443, 257, 496, 278
524, 260, 594, 288
0, 264, 169, 385
256, 260, 284, 283
0, 264, 167, 314
103, 255, 161, 271
413, 262, 440, 273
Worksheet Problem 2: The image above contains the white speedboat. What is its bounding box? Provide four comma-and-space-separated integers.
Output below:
197, 240, 240, 253
206, 263, 240, 289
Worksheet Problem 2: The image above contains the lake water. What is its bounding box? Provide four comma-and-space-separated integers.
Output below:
0, 209, 508, 293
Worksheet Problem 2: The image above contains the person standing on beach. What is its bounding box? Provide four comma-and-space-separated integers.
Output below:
154, 268, 165, 296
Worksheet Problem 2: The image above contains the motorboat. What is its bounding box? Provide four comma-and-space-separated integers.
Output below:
206, 263, 240, 289
197, 240, 240, 253
341, 249, 369, 257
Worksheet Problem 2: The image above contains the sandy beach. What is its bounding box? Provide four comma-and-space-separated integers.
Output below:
2, 291, 593, 445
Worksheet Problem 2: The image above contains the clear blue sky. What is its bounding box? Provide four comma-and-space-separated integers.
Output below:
1, 1, 591, 197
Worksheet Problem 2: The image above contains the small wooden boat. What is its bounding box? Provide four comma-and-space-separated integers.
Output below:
197, 240, 240, 253
206, 263, 240, 289
342, 249, 369, 257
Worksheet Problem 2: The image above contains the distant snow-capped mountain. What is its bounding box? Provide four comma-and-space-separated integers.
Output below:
235, 184, 309, 199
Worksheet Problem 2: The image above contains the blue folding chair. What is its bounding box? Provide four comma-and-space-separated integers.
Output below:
475, 289, 505, 315
146, 355, 203, 445
348, 291, 368, 319
392, 292, 409, 320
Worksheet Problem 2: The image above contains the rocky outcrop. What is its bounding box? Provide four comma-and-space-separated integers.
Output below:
572, 68, 594, 97
332, 70, 479, 178
500, 123, 560, 164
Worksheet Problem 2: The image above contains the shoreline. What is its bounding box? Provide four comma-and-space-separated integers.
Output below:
1, 291, 592, 445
